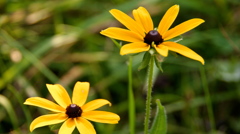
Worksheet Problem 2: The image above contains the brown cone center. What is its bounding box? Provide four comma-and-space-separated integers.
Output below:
66, 104, 82, 118
144, 30, 163, 45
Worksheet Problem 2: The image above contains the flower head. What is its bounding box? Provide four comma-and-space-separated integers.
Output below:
24, 82, 120, 134
101, 5, 205, 64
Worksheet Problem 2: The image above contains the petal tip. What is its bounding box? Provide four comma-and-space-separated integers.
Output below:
100, 29, 108, 35
76, 81, 90, 85
197, 18, 205, 23
109, 9, 118, 14
46, 83, 54, 87
119, 49, 127, 56
193, 18, 205, 24
109, 9, 114, 12
138, 6, 146, 10
169, 5, 179, 10
74, 81, 90, 91
107, 102, 112, 107
30, 123, 35, 132
119, 52, 125, 56
46, 84, 55, 90
23, 101, 28, 105
173, 4, 180, 8
23, 98, 33, 105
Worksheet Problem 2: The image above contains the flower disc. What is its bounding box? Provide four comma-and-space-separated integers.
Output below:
66, 104, 82, 118
144, 30, 163, 45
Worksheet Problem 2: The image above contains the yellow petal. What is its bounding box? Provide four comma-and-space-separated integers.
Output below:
164, 41, 204, 64
81, 99, 111, 112
120, 42, 150, 55
46, 84, 71, 108
154, 44, 169, 57
24, 97, 65, 112
163, 18, 205, 40
75, 117, 96, 134
100, 27, 144, 42
110, 9, 145, 37
59, 118, 75, 134
30, 113, 67, 132
82, 111, 120, 124
72, 82, 90, 106
133, 7, 153, 33
158, 5, 179, 36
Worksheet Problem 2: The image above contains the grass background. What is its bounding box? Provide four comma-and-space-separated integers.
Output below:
0, 0, 240, 133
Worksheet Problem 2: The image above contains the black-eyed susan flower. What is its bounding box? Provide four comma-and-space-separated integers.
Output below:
101, 5, 205, 64
24, 82, 120, 134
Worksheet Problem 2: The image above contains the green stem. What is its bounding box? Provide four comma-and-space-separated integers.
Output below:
144, 55, 154, 134
200, 66, 216, 133
128, 56, 135, 134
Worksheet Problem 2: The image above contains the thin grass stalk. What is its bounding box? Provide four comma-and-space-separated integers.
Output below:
200, 66, 216, 133
128, 56, 135, 134
7, 85, 32, 128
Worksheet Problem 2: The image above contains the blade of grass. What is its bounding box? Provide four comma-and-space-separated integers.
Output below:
0, 30, 78, 91
0, 94, 20, 133
0, 30, 59, 86
200, 66, 216, 133
7, 85, 32, 127
128, 56, 135, 134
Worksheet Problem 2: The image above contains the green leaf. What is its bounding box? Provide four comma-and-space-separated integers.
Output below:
150, 99, 167, 134
138, 52, 151, 71
154, 56, 163, 72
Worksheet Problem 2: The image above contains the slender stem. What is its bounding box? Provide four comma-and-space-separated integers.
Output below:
144, 55, 154, 134
128, 56, 135, 134
200, 66, 216, 133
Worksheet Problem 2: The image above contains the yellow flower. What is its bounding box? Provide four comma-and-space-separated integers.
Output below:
24, 82, 120, 134
101, 5, 205, 64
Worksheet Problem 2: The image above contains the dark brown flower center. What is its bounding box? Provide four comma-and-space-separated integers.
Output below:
66, 104, 82, 118
144, 30, 163, 45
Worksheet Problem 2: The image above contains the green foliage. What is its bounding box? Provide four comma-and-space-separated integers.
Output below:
0, 95, 18, 131
0, 0, 240, 133
150, 99, 167, 134
138, 51, 151, 71
154, 55, 163, 73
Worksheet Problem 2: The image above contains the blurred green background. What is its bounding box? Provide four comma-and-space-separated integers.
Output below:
0, 0, 240, 134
